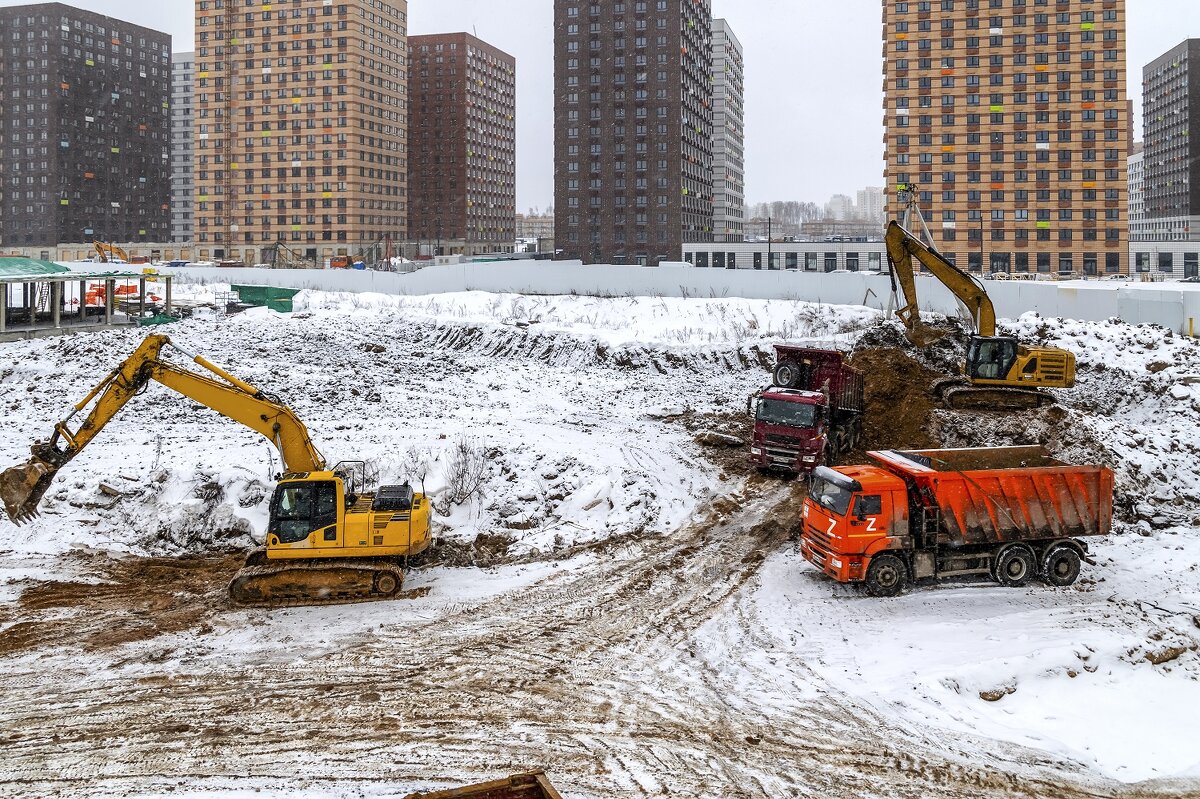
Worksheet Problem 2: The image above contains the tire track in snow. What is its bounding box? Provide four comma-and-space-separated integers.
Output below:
0, 483, 1158, 799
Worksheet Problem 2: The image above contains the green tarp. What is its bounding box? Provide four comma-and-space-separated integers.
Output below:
232, 284, 300, 313
0, 257, 72, 277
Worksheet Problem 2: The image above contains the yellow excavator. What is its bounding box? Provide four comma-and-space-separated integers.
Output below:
0, 334, 431, 606
884, 209, 1075, 410
94, 241, 130, 263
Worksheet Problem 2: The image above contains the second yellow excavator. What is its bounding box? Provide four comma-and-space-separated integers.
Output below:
884, 217, 1076, 410
0, 334, 431, 606
93, 241, 130, 263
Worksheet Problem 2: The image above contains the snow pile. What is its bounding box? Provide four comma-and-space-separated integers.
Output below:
2, 292, 878, 559
293, 289, 882, 346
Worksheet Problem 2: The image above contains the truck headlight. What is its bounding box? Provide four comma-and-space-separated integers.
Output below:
832, 558, 843, 569
750, 447, 762, 455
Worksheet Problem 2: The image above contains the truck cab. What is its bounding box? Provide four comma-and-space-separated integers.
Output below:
799, 465, 909, 584
749, 388, 829, 473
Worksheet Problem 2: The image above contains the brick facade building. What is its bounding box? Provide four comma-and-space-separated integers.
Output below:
0, 3, 171, 248
883, 0, 1129, 275
409, 33, 515, 256
192, 0, 408, 265
553, 0, 714, 265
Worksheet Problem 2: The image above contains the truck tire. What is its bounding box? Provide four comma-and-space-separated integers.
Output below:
865, 553, 908, 597
1041, 545, 1081, 587
994, 545, 1036, 587
773, 361, 800, 388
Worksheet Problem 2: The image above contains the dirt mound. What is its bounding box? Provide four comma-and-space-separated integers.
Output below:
854, 318, 968, 375
847, 347, 943, 460
674, 409, 757, 480
0, 552, 238, 657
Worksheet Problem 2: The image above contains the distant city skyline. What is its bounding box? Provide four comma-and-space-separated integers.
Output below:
0, 0, 1193, 210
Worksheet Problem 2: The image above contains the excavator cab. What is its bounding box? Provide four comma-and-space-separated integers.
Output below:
965, 335, 1075, 389
965, 336, 1018, 381
268, 477, 340, 545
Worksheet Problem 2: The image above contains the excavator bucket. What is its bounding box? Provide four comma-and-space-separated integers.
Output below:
0, 456, 57, 525
903, 322, 949, 348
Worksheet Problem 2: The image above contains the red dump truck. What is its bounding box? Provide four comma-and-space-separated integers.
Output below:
800, 446, 1114, 595
749, 346, 865, 475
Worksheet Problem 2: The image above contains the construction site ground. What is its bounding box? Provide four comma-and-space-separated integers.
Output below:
1, 289, 1198, 797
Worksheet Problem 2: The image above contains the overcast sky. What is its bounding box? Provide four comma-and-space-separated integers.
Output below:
2, 0, 1192, 210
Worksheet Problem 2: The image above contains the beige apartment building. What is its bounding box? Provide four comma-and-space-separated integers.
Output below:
883, 0, 1128, 275
193, 0, 407, 266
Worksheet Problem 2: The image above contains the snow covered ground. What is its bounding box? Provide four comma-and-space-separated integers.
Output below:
0, 288, 1198, 797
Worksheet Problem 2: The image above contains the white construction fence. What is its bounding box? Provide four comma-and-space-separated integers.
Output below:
170, 260, 1200, 337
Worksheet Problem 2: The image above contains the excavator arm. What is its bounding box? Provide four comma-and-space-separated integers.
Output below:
93, 241, 130, 264
1, 333, 325, 523
884, 220, 997, 340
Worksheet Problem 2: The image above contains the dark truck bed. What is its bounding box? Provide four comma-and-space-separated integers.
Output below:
772, 346, 865, 416
403, 772, 563, 799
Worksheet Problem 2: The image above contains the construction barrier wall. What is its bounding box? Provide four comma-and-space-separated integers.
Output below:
169, 262, 1200, 336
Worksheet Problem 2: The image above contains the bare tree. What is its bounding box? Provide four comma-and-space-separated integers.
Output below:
438, 437, 489, 514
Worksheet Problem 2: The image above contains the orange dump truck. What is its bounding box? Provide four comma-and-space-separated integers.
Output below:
800, 446, 1114, 596
403, 772, 563, 799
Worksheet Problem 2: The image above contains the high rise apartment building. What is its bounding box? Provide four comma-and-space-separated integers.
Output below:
883, 0, 1129, 275
712, 18, 744, 243
553, 0, 714, 265
0, 3, 171, 248
409, 33, 515, 256
193, 0, 408, 265
171, 52, 195, 243
1127, 142, 1147, 239
1142, 39, 1200, 242
857, 186, 887, 223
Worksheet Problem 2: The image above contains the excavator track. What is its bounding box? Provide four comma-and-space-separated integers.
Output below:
942, 385, 1056, 412
228, 550, 406, 607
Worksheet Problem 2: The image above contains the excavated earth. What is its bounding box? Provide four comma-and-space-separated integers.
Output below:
0, 306, 1198, 798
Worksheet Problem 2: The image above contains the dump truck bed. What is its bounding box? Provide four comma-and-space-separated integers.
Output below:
869, 446, 1113, 546
403, 772, 563, 799
772, 346, 865, 416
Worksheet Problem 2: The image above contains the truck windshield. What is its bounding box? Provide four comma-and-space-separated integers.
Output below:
756, 399, 817, 428
808, 477, 853, 516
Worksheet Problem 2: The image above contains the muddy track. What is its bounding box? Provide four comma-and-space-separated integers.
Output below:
0, 485, 1182, 798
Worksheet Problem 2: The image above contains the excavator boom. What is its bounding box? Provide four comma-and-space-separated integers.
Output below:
885, 220, 997, 340
93, 241, 130, 264
0, 334, 324, 524
882, 218, 1075, 406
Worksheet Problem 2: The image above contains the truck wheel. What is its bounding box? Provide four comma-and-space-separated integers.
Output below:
1041, 545, 1081, 587
773, 362, 800, 388
994, 545, 1035, 587
865, 554, 908, 597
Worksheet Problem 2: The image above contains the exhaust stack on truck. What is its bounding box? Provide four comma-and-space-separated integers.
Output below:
800, 446, 1114, 596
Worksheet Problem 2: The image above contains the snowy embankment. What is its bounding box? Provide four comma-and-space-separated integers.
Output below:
0, 289, 873, 561
1, 288, 1198, 792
